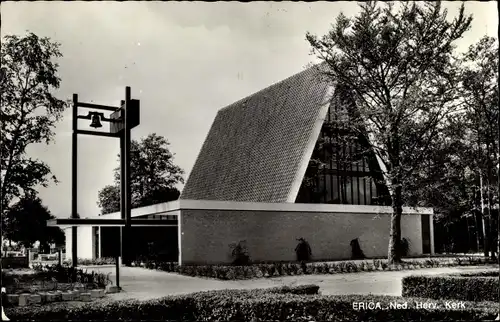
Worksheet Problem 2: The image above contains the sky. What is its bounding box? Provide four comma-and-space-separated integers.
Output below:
2, 1, 498, 219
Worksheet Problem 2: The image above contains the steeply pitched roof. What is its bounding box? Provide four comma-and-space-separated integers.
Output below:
180, 64, 334, 202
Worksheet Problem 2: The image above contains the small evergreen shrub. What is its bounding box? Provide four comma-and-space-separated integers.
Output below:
229, 240, 251, 266
295, 238, 312, 262
350, 238, 366, 259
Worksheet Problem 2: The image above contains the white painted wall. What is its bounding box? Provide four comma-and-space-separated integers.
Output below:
180, 209, 427, 265
64, 226, 94, 260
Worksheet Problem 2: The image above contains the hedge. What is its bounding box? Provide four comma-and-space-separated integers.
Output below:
132, 256, 496, 280
450, 270, 499, 277
402, 271, 499, 302
63, 257, 116, 266
5, 285, 498, 321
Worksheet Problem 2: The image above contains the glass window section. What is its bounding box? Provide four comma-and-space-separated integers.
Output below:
295, 104, 387, 206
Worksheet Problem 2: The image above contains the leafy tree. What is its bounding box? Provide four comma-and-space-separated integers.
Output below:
97, 133, 184, 214
3, 196, 65, 251
406, 36, 499, 256
96, 185, 121, 216
459, 36, 499, 258
0, 32, 67, 214
405, 113, 483, 252
307, 1, 472, 263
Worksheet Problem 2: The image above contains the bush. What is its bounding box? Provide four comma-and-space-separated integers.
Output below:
130, 257, 496, 280
398, 238, 411, 257
229, 240, 251, 266
452, 270, 499, 277
295, 238, 312, 261
5, 287, 497, 321
31, 263, 111, 288
63, 257, 116, 266
402, 273, 499, 302
350, 238, 365, 259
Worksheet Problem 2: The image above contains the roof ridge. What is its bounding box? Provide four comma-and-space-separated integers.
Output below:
217, 63, 323, 113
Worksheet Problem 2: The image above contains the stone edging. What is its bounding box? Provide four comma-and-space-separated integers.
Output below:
4, 286, 121, 307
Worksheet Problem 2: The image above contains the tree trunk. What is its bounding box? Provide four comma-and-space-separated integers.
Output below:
480, 173, 490, 257
388, 126, 402, 264
475, 211, 481, 252
466, 216, 471, 252
388, 183, 403, 264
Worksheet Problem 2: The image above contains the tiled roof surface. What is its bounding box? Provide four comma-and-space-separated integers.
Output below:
180, 64, 333, 202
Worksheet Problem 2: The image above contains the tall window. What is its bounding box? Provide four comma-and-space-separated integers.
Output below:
296, 103, 389, 205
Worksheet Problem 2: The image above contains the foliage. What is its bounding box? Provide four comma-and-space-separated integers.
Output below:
459, 35, 499, 257
1, 256, 29, 269
402, 272, 499, 302
0, 32, 68, 215
295, 238, 312, 261
97, 133, 184, 214
130, 256, 495, 280
229, 240, 250, 266
451, 270, 499, 277
5, 287, 498, 321
306, 2, 473, 263
350, 238, 366, 259
62, 257, 116, 266
31, 263, 112, 287
397, 237, 411, 257
2, 196, 64, 249
404, 35, 499, 257
2, 264, 110, 300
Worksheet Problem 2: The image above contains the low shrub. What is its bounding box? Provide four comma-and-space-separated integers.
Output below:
229, 240, 251, 266
398, 237, 411, 257
32, 263, 111, 288
350, 238, 365, 259
130, 257, 496, 280
63, 257, 116, 266
402, 273, 499, 302
5, 287, 497, 321
295, 238, 312, 261
451, 270, 499, 277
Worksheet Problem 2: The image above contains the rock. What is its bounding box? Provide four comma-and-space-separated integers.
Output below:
105, 285, 121, 294
62, 292, 73, 301
80, 293, 91, 302
71, 290, 80, 301
29, 294, 41, 305
6, 294, 19, 306
45, 292, 57, 303
18, 294, 30, 307
90, 289, 105, 298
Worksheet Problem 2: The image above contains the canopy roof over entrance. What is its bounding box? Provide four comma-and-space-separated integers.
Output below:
47, 218, 177, 228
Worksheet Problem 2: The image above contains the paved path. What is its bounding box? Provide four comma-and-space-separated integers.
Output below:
85, 265, 497, 302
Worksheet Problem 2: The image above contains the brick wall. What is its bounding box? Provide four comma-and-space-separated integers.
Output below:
180, 209, 425, 265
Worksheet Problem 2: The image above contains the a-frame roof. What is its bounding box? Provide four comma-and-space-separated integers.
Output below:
180, 64, 334, 202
